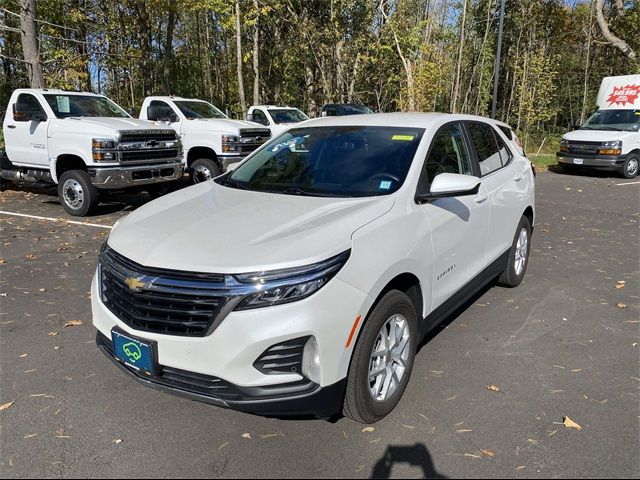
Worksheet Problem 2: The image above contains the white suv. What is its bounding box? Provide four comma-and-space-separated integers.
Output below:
92, 113, 535, 423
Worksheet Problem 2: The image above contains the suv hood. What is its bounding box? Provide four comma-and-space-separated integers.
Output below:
563, 129, 636, 142
107, 181, 395, 273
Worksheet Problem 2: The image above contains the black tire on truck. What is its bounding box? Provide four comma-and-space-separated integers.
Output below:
190, 158, 221, 184
621, 154, 639, 179
57, 170, 99, 217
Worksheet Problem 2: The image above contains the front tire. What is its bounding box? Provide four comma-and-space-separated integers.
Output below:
190, 158, 221, 184
343, 290, 418, 424
57, 170, 99, 217
497, 215, 532, 288
622, 154, 639, 179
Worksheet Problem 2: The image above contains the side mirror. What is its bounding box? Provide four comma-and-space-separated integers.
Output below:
415, 173, 481, 203
147, 105, 176, 122
147, 105, 159, 121
246, 113, 254, 122
321, 111, 328, 117
13, 103, 32, 122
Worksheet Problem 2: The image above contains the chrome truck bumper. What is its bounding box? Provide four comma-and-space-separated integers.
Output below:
88, 162, 184, 189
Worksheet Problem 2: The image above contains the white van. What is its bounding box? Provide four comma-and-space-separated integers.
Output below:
557, 75, 640, 178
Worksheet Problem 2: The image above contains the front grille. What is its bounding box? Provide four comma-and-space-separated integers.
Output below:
567, 141, 601, 155
238, 128, 270, 155
119, 130, 177, 143
99, 246, 228, 337
253, 337, 309, 375
121, 149, 179, 162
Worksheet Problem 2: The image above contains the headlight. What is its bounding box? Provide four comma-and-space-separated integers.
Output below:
560, 139, 569, 147
222, 134, 239, 153
92, 138, 117, 161
598, 140, 622, 155
233, 250, 350, 310
222, 135, 239, 143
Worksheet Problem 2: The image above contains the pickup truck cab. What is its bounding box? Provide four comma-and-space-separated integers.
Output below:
557, 75, 640, 178
140, 96, 271, 183
321, 103, 374, 117
1, 89, 183, 216
93, 113, 535, 423
246, 105, 309, 137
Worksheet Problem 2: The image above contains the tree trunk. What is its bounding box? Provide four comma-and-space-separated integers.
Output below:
162, 0, 177, 95
252, 0, 260, 105
235, 0, 247, 116
580, 0, 594, 124
135, 0, 153, 97
450, 0, 467, 113
595, 0, 636, 61
19, 0, 44, 88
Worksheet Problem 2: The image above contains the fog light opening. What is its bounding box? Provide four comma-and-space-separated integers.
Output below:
301, 336, 321, 384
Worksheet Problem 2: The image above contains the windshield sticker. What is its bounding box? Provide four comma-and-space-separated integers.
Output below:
392, 134, 416, 141
56, 96, 70, 113
271, 139, 296, 152
379, 180, 392, 190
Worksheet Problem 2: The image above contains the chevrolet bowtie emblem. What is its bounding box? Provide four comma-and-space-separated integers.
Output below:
124, 277, 147, 291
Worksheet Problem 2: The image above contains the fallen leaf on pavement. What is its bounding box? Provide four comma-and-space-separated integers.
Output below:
617, 303, 627, 309
0, 259, 6, 264
64, 320, 83, 327
563, 416, 582, 431
362, 426, 375, 432
48, 332, 58, 336
0, 401, 14, 411
481, 449, 495, 457
19, 353, 28, 358
242, 433, 251, 439
113, 439, 123, 444
487, 384, 500, 392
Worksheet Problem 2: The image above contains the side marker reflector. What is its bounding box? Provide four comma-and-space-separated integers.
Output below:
345, 315, 362, 349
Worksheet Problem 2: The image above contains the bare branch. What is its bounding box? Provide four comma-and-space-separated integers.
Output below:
595, 0, 636, 60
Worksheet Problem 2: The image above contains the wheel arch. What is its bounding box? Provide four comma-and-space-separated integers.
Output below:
523, 205, 535, 228
55, 154, 87, 183
186, 146, 220, 169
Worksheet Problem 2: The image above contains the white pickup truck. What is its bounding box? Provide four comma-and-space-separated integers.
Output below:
1, 89, 183, 216
139, 97, 271, 183
557, 74, 640, 178
246, 105, 309, 137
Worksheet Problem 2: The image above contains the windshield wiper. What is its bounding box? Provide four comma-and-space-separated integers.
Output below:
220, 176, 247, 189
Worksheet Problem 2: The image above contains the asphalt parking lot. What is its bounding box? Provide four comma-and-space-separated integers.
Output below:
0, 171, 638, 479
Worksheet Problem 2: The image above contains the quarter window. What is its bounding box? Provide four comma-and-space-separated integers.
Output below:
467, 122, 505, 176
422, 122, 473, 185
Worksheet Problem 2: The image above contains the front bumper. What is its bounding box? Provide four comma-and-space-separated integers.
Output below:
88, 161, 183, 189
96, 331, 346, 416
91, 271, 371, 417
556, 152, 626, 171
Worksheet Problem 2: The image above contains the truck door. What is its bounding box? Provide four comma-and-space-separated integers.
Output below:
4, 93, 50, 167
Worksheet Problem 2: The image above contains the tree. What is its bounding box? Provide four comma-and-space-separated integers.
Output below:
19, 0, 44, 88
595, 0, 636, 62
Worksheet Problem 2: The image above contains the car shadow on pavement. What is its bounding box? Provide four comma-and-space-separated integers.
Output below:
370, 443, 447, 479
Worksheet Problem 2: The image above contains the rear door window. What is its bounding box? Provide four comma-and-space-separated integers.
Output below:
466, 122, 505, 176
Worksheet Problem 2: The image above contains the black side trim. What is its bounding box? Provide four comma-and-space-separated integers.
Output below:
420, 249, 510, 338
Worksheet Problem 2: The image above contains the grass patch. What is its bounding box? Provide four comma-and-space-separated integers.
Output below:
529, 154, 557, 172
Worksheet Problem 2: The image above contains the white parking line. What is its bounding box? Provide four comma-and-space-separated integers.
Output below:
0, 211, 113, 229
615, 181, 640, 186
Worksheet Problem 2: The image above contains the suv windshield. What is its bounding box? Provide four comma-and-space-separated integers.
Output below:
44, 94, 129, 118
267, 108, 309, 124
174, 101, 227, 120
580, 109, 640, 132
221, 126, 424, 197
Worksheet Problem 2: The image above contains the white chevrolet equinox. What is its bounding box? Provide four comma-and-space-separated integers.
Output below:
92, 113, 535, 423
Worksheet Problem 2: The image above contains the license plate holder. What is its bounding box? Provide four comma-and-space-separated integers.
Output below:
573, 158, 584, 165
111, 328, 158, 376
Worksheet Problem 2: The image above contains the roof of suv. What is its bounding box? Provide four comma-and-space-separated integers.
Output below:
299, 112, 505, 128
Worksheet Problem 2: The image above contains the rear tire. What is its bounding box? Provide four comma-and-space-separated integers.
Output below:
57, 170, 99, 217
497, 215, 532, 288
622, 154, 639, 179
190, 158, 221, 184
343, 290, 418, 424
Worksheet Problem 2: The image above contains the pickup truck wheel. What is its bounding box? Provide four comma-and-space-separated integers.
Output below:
58, 170, 99, 217
497, 215, 532, 288
622, 154, 639, 179
190, 158, 221, 184
343, 290, 417, 424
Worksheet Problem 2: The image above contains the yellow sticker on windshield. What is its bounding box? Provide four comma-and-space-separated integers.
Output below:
392, 134, 416, 141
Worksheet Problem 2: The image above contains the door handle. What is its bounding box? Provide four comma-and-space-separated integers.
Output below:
475, 191, 488, 203
7, 125, 16, 129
